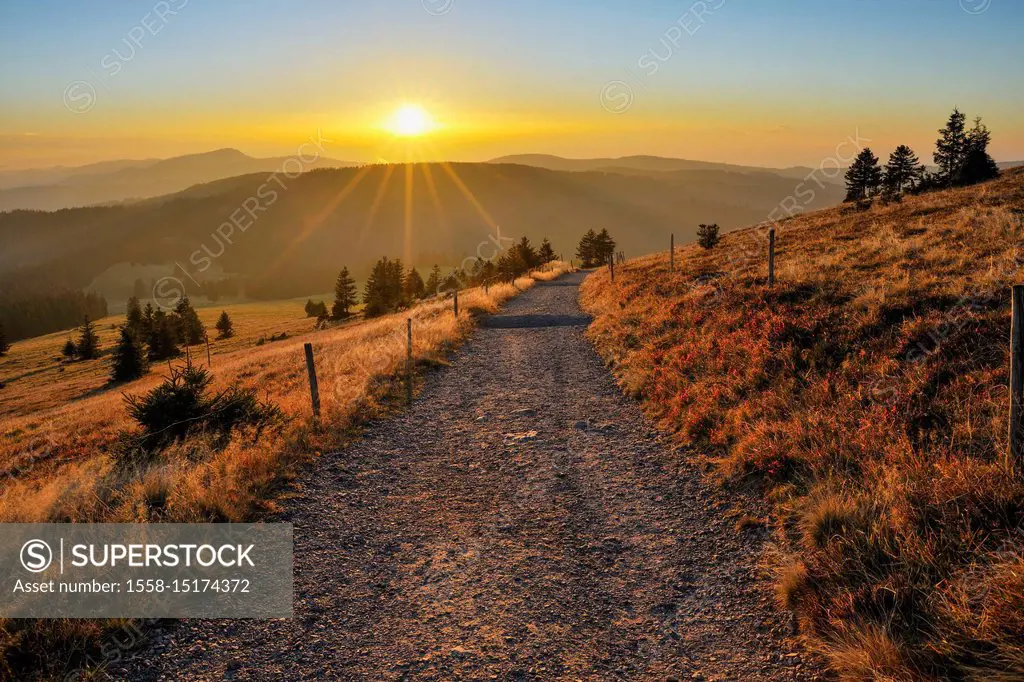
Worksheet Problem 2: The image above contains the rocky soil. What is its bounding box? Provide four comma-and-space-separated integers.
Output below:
116, 271, 827, 681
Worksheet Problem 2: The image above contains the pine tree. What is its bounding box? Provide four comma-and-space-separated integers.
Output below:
593, 229, 617, 265
883, 145, 924, 194
386, 259, 407, 307
425, 265, 443, 296
363, 259, 391, 318
956, 117, 1000, 186
174, 296, 205, 346
76, 315, 100, 360
405, 268, 426, 301
110, 326, 148, 383
62, 338, 77, 359
215, 311, 234, 339
515, 237, 539, 269
844, 147, 883, 202
576, 229, 598, 267
538, 238, 556, 263
141, 303, 155, 338
146, 310, 180, 360
0, 321, 9, 356
697, 223, 721, 249
125, 296, 143, 334
934, 108, 969, 186
332, 267, 358, 320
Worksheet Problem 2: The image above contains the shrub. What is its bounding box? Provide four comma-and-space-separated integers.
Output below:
76, 316, 99, 359
697, 223, 721, 249
122, 362, 284, 453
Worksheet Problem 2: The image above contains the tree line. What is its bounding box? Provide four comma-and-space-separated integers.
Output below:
317, 236, 560, 320
0, 286, 107, 343
844, 108, 999, 203
575, 229, 617, 267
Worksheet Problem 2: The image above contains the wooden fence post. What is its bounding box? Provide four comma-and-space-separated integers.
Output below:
670, 233, 675, 272
406, 318, 413, 407
204, 332, 212, 367
303, 343, 321, 419
454, 290, 459, 318
609, 254, 615, 282
768, 228, 776, 288
1009, 285, 1024, 472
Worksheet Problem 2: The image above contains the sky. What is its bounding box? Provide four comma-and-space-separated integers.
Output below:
1, 0, 1022, 169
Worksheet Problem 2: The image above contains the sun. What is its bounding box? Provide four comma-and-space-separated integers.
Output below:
385, 104, 436, 137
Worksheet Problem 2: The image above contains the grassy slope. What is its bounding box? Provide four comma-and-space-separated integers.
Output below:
581, 170, 1024, 681
0, 263, 572, 680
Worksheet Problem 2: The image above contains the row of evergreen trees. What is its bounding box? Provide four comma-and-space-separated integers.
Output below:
107, 296, 237, 383
576, 229, 617, 267
844, 108, 999, 202
329, 237, 559, 319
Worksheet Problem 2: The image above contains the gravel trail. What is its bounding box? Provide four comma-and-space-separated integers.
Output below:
120, 272, 825, 681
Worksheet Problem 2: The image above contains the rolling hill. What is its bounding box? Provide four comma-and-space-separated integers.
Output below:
0, 162, 845, 303
581, 168, 1024, 680
0, 148, 354, 211
488, 153, 838, 184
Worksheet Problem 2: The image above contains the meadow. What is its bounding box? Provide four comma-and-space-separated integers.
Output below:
582, 169, 1024, 681
0, 262, 572, 679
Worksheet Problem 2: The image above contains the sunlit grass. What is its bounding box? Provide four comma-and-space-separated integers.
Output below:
581, 170, 1024, 679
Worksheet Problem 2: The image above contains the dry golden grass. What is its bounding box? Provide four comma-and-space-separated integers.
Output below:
0, 262, 572, 679
581, 170, 1024, 680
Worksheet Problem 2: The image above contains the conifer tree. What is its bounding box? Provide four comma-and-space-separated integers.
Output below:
697, 223, 721, 249
141, 303, 155, 338
515, 237, 539, 269
593, 229, 617, 265
0, 321, 9, 357
76, 315, 100, 360
110, 326, 148, 383
62, 338, 77, 359
215, 311, 234, 339
425, 265, 443, 296
146, 311, 180, 361
363, 258, 391, 318
956, 116, 1000, 186
576, 229, 598, 267
405, 267, 426, 301
883, 145, 925, 194
844, 147, 883, 201
125, 296, 143, 334
538, 238, 556, 263
174, 296, 205, 346
332, 267, 358, 320
934, 108, 969, 186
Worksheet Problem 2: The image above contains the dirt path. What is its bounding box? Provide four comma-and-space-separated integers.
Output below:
120, 272, 825, 681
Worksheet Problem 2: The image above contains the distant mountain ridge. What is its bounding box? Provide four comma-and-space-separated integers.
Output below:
0, 148, 355, 211
489, 153, 1024, 182
0, 161, 845, 301
488, 153, 836, 183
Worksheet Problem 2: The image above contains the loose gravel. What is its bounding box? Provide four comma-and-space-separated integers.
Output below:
117, 271, 827, 681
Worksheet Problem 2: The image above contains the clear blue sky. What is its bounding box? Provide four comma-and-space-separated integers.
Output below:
1, 0, 1021, 167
